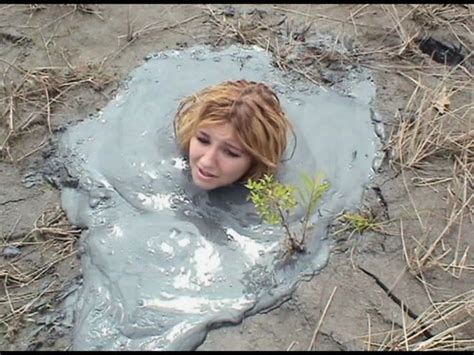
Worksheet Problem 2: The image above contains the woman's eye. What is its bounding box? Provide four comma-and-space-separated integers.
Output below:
225, 149, 240, 158
197, 136, 209, 144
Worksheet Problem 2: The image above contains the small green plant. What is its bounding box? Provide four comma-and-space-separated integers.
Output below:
339, 213, 379, 233
245, 173, 330, 255
334, 210, 386, 239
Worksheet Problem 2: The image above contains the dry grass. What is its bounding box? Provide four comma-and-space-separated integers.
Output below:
364, 290, 474, 350
0, 4, 116, 163
387, 75, 472, 171
362, 4, 473, 285
308, 286, 338, 350
384, 65, 473, 279
0, 60, 114, 162
411, 4, 473, 33
0, 206, 81, 343
347, 5, 472, 76
109, 11, 205, 65
203, 5, 347, 86
360, 5, 473, 350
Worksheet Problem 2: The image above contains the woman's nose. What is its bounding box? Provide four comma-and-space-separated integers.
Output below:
201, 146, 218, 165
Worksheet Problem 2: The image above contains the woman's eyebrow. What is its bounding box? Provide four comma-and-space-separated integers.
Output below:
197, 130, 244, 153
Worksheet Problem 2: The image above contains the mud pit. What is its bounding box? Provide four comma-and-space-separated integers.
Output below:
50, 45, 379, 350
1, 4, 473, 351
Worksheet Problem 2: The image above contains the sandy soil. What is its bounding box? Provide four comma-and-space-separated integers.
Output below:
0, 4, 472, 350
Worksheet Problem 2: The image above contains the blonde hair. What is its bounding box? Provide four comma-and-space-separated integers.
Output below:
174, 80, 292, 181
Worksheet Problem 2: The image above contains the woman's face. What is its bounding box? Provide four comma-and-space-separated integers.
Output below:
188, 122, 252, 190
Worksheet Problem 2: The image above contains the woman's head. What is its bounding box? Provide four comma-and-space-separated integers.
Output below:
175, 80, 292, 190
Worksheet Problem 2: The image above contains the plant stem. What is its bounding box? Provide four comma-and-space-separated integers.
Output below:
300, 184, 316, 244
277, 206, 293, 240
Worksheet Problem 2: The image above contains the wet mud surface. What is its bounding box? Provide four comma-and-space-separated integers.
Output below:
47, 45, 378, 350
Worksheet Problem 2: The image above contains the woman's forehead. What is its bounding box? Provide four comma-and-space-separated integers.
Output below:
197, 122, 245, 148
198, 122, 237, 138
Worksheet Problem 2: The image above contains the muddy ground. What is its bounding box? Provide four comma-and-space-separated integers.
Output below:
0, 4, 472, 351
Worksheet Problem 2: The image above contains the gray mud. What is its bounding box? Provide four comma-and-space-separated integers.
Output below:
46, 45, 382, 350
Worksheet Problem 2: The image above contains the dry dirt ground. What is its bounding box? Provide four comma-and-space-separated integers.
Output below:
0, 4, 472, 351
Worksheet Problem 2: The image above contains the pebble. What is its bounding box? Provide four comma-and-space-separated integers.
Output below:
2, 245, 22, 257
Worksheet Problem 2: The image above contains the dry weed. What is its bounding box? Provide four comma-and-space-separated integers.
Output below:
0, 61, 114, 162
385, 66, 472, 277
387, 80, 471, 171
203, 5, 355, 86
411, 4, 473, 30
0, 206, 81, 343
366, 290, 474, 350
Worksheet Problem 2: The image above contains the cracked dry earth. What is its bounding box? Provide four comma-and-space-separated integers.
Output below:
1, 4, 473, 351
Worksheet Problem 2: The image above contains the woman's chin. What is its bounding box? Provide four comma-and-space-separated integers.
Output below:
193, 180, 215, 190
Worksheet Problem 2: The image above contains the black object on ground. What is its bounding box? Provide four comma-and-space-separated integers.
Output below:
417, 36, 464, 66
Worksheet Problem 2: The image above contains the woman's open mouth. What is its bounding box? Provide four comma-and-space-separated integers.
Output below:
197, 167, 217, 180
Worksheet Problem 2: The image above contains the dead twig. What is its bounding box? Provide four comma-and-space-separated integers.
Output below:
272, 5, 393, 30
0, 206, 81, 339
374, 290, 474, 350
308, 286, 338, 350
0, 63, 114, 161
108, 13, 205, 64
